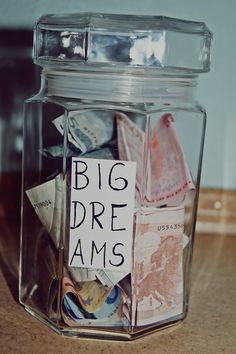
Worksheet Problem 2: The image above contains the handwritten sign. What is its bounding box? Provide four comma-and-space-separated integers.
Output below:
68, 157, 136, 272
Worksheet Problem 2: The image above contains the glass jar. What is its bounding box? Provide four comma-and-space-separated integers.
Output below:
19, 13, 212, 340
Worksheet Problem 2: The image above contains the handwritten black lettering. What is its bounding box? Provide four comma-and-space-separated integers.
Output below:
70, 238, 84, 265
108, 162, 128, 191
70, 201, 86, 229
109, 243, 125, 267
91, 241, 106, 268
111, 204, 127, 231
73, 160, 89, 190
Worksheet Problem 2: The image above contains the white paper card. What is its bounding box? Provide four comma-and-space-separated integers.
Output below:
68, 157, 137, 272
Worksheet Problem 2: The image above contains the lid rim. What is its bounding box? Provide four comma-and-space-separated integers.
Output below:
36, 13, 212, 35
43, 68, 197, 102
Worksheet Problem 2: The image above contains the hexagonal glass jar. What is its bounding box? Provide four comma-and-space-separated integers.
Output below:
19, 13, 212, 340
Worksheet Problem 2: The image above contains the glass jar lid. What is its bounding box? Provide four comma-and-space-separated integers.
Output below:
34, 13, 212, 74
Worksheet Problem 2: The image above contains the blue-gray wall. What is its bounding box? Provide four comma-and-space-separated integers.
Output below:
1, 0, 235, 189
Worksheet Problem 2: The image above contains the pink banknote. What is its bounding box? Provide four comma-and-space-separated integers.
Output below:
132, 206, 184, 326
116, 112, 195, 206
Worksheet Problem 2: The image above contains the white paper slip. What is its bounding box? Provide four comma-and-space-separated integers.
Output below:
68, 157, 137, 274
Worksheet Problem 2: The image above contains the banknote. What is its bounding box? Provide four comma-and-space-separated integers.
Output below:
95, 268, 128, 288
148, 113, 195, 206
61, 270, 125, 327
82, 145, 118, 160
132, 206, 184, 326
53, 110, 114, 153
39, 143, 77, 158
73, 280, 111, 314
39, 143, 118, 160
69, 267, 96, 282
116, 112, 195, 206
26, 173, 98, 282
26, 174, 64, 249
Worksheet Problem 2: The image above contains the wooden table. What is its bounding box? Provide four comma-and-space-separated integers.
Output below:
0, 189, 235, 353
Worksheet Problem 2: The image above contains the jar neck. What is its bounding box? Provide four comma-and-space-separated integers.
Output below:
42, 69, 198, 103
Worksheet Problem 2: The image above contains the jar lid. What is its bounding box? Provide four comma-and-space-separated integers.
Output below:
34, 13, 212, 74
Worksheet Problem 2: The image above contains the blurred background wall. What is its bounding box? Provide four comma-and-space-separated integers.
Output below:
0, 0, 235, 190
